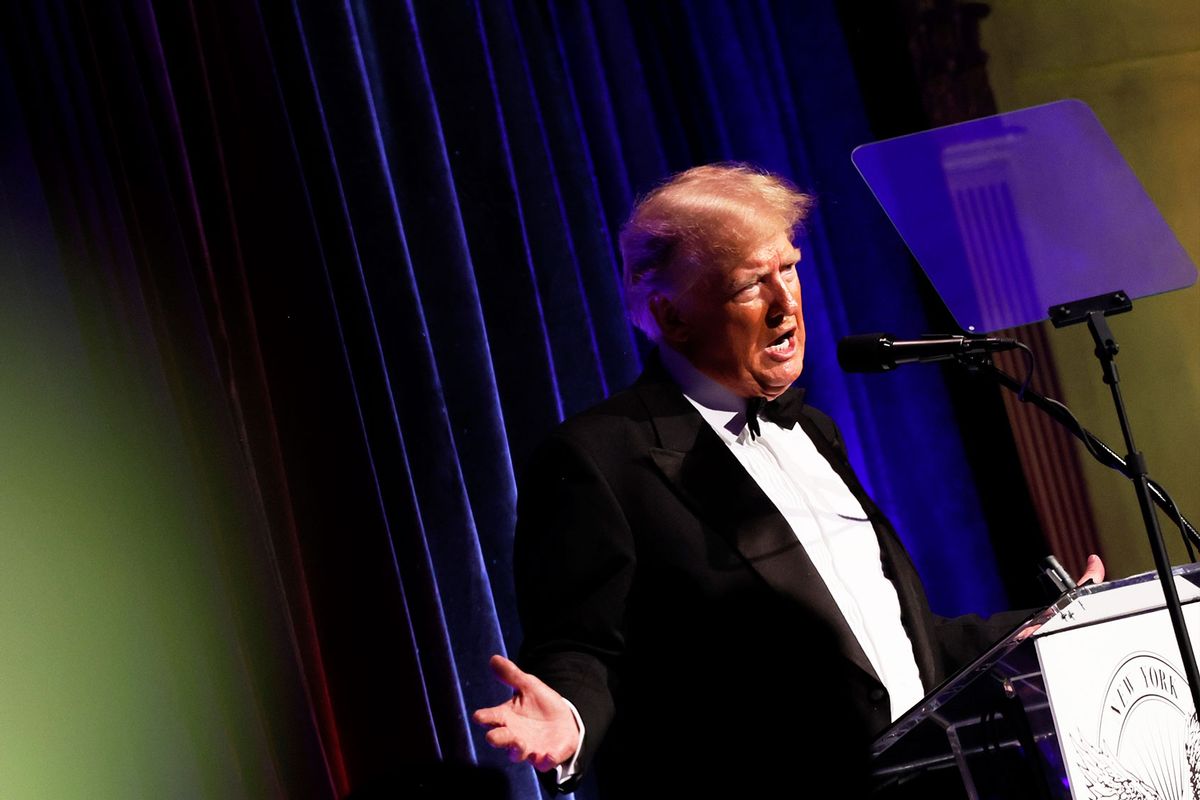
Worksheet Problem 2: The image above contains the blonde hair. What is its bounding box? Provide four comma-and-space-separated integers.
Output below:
619, 163, 813, 339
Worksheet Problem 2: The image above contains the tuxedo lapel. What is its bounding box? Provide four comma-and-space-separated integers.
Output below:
633, 368, 882, 687
796, 413, 941, 691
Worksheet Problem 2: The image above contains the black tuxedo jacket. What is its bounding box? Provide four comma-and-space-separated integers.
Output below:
514, 357, 1014, 797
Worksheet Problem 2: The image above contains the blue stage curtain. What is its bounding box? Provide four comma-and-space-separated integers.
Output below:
1, 0, 1012, 796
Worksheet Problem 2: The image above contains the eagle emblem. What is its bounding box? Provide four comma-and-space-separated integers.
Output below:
1071, 709, 1199, 799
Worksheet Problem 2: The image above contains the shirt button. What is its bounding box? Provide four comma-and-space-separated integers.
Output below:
868, 687, 887, 703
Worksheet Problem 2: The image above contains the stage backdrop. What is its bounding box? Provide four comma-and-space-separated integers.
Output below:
0, 1, 1027, 797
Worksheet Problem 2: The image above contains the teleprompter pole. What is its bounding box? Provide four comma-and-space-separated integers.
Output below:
1082, 308, 1200, 715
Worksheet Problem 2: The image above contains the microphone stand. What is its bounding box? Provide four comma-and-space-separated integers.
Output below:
961, 360, 1200, 552
967, 290, 1200, 716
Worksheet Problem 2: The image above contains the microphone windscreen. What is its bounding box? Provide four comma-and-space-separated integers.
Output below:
837, 333, 892, 373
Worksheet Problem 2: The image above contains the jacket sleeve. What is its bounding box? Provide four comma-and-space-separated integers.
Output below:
932, 609, 1033, 674
513, 431, 634, 792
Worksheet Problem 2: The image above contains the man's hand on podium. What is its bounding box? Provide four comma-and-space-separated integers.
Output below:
472, 655, 580, 772
1017, 553, 1107, 640
1078, 554, 1105, 586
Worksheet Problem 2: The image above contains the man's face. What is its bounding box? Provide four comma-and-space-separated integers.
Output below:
661, 230, 805, 400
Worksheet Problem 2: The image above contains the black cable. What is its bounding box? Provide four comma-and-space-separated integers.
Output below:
1149, 476, 1198, 563
1013, 341, 1035, 401
962, 357, 1200, 558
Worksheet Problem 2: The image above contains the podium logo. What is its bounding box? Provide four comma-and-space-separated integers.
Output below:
1071, 653, 1199, 800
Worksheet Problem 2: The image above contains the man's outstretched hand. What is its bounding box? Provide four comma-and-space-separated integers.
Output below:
472, 655, 580, 772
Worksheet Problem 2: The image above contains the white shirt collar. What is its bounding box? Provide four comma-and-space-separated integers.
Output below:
658, 345, 751, 439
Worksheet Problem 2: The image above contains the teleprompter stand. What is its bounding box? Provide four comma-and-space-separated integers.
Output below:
1047, 290, 1200, 717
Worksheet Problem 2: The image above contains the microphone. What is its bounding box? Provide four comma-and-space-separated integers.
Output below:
837, 332, 1019, 372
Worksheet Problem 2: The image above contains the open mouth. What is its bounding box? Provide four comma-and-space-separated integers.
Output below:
766, 329, 795, 353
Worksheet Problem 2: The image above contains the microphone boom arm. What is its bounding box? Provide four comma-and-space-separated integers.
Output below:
964, 356, 1200, 550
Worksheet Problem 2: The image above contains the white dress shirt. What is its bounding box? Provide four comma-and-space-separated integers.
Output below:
660, 347, 926, 719
556, 350, 925, 785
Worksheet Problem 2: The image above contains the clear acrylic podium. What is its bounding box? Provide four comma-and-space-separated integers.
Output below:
871, 563, 1200, 799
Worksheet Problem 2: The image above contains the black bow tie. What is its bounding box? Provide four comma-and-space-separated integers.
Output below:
745, 389, 804, 439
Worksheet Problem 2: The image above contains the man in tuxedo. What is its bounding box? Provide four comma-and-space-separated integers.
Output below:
473, 163, 1103, 796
